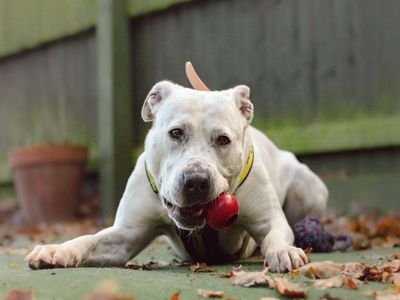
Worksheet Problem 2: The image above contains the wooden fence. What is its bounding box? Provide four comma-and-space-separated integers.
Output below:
0, 0, 399, 211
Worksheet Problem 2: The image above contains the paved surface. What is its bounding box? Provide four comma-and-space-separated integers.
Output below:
1, 240, 398, 300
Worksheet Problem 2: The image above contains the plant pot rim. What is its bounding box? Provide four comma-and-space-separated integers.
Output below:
9, 143, 87, 169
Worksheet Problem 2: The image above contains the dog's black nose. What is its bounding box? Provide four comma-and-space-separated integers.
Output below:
181, 166, 211, 203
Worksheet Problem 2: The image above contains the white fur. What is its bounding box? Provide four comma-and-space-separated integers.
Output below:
26, 81, 328, 272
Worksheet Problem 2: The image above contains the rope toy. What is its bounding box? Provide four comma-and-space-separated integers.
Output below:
294, 217, 353, 252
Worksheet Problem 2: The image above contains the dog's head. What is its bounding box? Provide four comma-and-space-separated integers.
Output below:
141, 81, 253, 230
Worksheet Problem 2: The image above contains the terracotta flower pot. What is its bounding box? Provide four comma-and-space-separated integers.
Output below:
9, 144, 87, 224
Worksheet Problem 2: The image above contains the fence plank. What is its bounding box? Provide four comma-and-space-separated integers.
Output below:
97, 0, 133, 217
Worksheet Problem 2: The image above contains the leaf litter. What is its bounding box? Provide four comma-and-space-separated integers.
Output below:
229, 257, 400, 298
2, 200, 400, 299
231, 269, 307, 298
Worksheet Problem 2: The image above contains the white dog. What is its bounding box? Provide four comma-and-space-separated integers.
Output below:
26, 79, 328, 272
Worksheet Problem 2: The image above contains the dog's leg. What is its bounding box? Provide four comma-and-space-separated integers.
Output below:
26, 154, 163, 269
25, 225, 158, 269
240, 174, 308, 273
283, 164, 328, 226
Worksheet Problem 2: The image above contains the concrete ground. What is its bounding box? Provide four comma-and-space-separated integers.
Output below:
1, 240, 398, 300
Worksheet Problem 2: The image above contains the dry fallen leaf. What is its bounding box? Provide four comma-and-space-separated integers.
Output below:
375, 217, 400, 238
217, 271, 234, 278
313, 275, 362, 290
6, 289, 34, 300
85, 281, 135, 300
189, 263, 216, 273
170, 291, 180, 300
304, 246, 313, 254
259, 297, 280, 300
370, 291, 400, 300
342, 261, 367, 277
197, 288, 224, 298
273, 277, 307, 298
344, 277, 362, 289
231, 270, 307, 297
313, 276, 345, 290
231, 270, 274, 288
297, 261, 343, 279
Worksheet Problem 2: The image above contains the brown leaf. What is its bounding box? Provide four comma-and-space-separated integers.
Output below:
313, 275, 362, 290
231, 270, 274, 288
217, 271, 234, 278
353, 235, 372, 250
382, 260, 400, 273
390, 253, 400, 260
379, 237, 400, 248
197, 288, 224, 298
304, 246, 313, 254
370, 291, 400, 300
273, 277, 307, 298
170, 291, 180, 300
375, 217, 400, 238
6, 290, 34, 300
259, 298, 280, 300
313, 276, 344, 290
297, 261, 343, 279
342, 262, 368, 278
343, 277, 362, 289
85, 281, 135, 300
189, 263, 216, 273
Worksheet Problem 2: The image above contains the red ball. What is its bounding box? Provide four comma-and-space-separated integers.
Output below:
204, 192, 239, 230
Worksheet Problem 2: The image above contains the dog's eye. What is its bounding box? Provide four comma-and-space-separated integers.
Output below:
216, 135, 231, 146
169, 128, 184, 140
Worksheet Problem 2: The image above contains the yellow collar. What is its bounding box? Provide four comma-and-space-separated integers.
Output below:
145, 144, 254, 194
145, 161, 159, 194
235, 144, 254, 191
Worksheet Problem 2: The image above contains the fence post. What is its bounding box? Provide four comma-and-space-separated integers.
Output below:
97, 0, 133, 219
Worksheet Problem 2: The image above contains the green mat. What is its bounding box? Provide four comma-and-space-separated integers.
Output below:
1, 243, 398, 300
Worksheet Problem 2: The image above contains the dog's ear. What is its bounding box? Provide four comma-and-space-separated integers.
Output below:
141, 81, 174, 122
231, 85, 253, 124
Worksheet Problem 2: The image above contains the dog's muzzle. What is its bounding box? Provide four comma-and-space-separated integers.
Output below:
181, 166, 212, 205
163, 162, 213, 229
163, 198, 206, 230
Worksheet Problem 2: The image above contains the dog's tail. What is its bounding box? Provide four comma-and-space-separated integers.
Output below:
185, 61, 210, 91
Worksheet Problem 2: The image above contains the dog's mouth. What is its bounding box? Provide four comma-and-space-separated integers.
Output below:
163, 198, 206, 230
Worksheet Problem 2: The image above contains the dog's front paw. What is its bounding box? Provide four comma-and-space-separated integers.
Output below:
264, 245, 308, 273
25, 244, 82, 270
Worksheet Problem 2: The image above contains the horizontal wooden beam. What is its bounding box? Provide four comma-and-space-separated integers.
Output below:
255, 114, 400, 155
